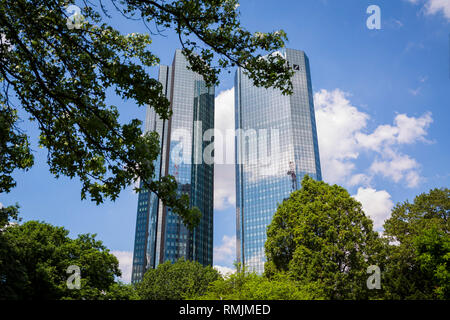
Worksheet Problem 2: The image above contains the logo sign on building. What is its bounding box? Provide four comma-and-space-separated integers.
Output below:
286, 62, 301, 71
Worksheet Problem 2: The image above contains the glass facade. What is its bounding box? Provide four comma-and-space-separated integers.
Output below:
235, 48, 322, 274
132, 50, 214, 283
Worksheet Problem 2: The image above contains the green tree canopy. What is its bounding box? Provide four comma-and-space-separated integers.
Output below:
0, 203, 26, 299
264, 176, 383, 299
0, 0, 293, 228
136, 258, 219, 300
0, 211, 132, 299
383, 188, 449, 299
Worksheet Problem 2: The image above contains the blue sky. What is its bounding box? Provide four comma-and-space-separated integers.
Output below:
1, 0, 449, 281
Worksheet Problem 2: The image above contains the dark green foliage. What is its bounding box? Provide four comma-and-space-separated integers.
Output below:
136, 258, 219, 300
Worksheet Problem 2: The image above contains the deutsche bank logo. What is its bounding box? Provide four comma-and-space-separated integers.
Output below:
287, 62, 301, 71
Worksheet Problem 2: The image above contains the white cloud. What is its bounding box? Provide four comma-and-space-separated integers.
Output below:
406, 0, 450, 21
214, 265, 236, 277
245, 248, 265, 273
314, 88, 432, 188
111, 250, 133, 283
0, 202, 3, 209
393, 19, 404, 28
409, 88, 421, 96
425, 0, 450, 20
213, 86, 432, 212
314, 89, 369, 185
215, 87, 235, 142
213, 235, 236, 265
214, 88, 236, 210
353, 187, 394, 231
356, 112, 432, 149
370, 153, 421, 187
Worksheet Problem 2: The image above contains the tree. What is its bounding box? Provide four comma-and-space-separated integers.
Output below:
382, 188, 449, 300
414, 226, 449, 299
136, 258, 219, 300
0, 0, 293, 228
0, 203, 27, 299
101, 282, 140, 300
0, 215, 133, 300
264, 176, 383, 299
197, 265, 324, 300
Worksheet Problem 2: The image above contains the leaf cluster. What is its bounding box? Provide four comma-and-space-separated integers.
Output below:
264, 176, 382, 299
136, 258, 219, 300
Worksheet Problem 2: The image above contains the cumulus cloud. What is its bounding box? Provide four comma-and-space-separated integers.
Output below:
111, 251, 133, 283
213, 235, 236, 265
353, 187, 394, 230
314, 88, 432, 188
215, 87, 235, 141
425, 0, 450, 20
214, 88, 236, 210
359, 112, 432, 188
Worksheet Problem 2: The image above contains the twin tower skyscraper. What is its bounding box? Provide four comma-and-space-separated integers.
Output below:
131, 49, 322, 283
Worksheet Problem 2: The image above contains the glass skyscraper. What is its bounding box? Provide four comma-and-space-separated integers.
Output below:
235, 48, 322, 274
132, 50, 214, 283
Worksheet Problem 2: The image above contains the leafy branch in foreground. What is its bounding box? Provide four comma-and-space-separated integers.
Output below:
0, 0, 292, 228
264, 176, 384, 300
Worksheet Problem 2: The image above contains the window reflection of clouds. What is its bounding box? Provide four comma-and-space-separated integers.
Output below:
236, 49, 322, 273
